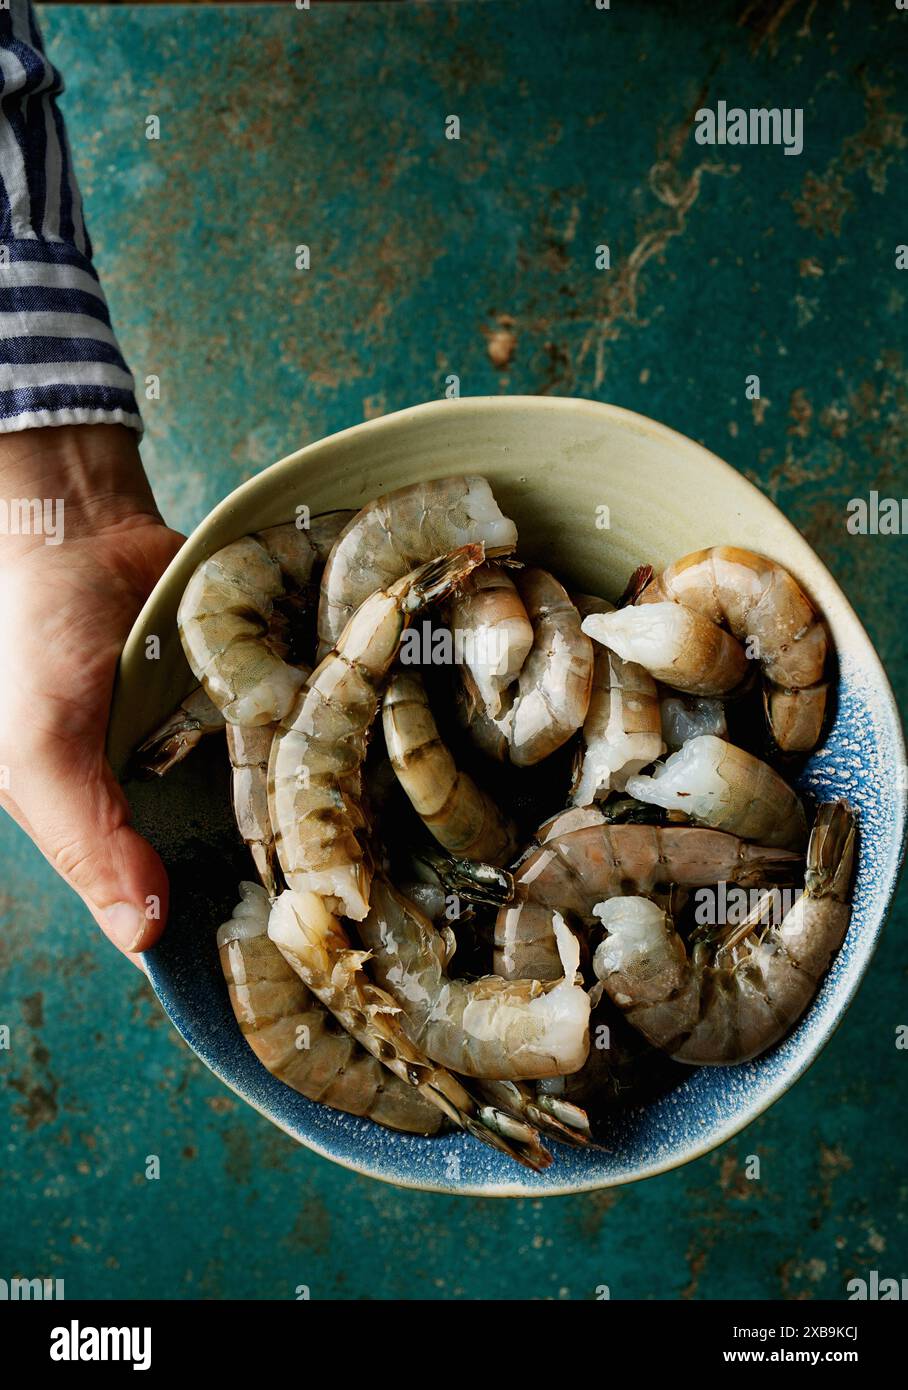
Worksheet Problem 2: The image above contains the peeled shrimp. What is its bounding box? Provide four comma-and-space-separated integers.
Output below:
570, 594, 663, 805
495, 805, 803, 981
660, 692, 728, 750
269, 545, 485, 920
638, 547, 829, 751
136, 685, 226, 776
218, 882, 445, 1134
382, 669, 517, 865
269, 888, 552, 1169
178, 511, 351, 726
460, 568, 594, 766
581, 601, 747, 697
625, 735, 807, 851
443, 563, 533, 717
592, 800, 855, 1064
317, 477, 518, 658
358, 877, 590, 1080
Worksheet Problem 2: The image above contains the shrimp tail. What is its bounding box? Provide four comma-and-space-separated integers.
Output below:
134, 724, 204, 777
466, 1106, 554, 1170
403, 543, 487, 611
477, 1079, 593, 1148
531, 1092, 595, 1145
134, 687, 225, 776
412, 844, 514, 906
805, 799, 856, 901
617, 563, 654, 607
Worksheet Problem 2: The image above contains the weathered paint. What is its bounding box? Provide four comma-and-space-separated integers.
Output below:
0, 0, 905, 1299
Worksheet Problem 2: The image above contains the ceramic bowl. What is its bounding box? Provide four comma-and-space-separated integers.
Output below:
108, 397, 906, 1196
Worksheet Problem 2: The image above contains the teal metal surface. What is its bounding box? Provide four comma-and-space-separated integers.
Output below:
1, 0, 906, 1298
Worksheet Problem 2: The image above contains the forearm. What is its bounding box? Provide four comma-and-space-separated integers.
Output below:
0, 1, 141, 436
0, 425, 161, 551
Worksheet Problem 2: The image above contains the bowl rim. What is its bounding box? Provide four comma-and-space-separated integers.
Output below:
119, 394, 908, 1196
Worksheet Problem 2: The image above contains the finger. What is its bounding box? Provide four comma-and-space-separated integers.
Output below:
11, 752, 169, 957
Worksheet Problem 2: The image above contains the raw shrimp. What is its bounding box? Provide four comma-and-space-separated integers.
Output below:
357, 877, 590, 1080
495, 805, 803, 981
592, 799, 855, 1064
625, 735, 807, 851
178, 511, 351, 726
660, 692, 728, 750
269, 888, 552, 1169
226, 723, 282, 896
317, 477, 518, 658
638, 547, 829, 751
269, 545, 486, 920
443, 563, 533, 717
581, 602, 748, 697
382, 669, 517, 864
460, 568, 594, 766
136, 685, 225, 776
570, 594, 664, 805
218, 882, 445, 1134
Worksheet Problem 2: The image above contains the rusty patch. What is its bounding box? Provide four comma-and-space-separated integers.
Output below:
483, 315, 517, 370
21, 991, 44, 1029
791, 81, 908, 236
788, 388, 813, 437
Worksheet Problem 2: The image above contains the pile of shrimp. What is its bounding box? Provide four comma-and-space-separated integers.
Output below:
137, 477, 856, 1170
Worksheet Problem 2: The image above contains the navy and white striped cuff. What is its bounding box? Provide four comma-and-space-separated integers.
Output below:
0, 237, 142, 434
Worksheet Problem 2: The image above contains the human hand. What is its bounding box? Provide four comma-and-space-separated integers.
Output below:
0, 425, 185, 963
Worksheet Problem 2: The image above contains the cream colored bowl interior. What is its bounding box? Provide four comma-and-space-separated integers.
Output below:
109, 396, 863, 773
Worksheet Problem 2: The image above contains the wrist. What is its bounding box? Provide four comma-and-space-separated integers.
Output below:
0, 424, 162, 548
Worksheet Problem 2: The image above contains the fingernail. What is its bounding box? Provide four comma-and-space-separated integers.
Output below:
104, 902, 148, 953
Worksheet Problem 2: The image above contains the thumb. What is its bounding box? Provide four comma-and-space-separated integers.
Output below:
14, 752, 169, 956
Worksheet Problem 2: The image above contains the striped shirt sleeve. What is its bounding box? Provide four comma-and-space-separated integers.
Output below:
0, 0, 141, 434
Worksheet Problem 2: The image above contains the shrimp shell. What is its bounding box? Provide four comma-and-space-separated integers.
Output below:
218, 882, 445, 1134
226, 723, 283, 896
495, 805, 803, 981
382, 669, 517, 865
639, 546, 829, 751
178, 512, 352, 726
625, 735, 808, 851
581, 602, 748, 697
317, 477, 518, 658
269, 545, 486, 920
592, 800, 855, 1064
